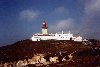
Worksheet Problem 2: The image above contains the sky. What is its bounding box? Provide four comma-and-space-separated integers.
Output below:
0, 0, 100, 46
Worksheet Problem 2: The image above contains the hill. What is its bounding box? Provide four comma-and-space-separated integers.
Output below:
0, 39, 100, 67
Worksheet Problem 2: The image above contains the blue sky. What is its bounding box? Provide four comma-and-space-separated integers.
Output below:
0, 0, 100, 46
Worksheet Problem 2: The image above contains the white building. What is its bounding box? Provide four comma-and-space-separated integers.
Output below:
31, 19, 83, 42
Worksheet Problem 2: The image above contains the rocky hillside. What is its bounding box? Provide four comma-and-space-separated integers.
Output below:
0, 39, 100, 67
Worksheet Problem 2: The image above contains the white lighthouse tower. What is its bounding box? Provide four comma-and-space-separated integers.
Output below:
42, 19, 48, 34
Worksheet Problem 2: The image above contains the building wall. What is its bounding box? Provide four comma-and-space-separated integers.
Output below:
42, 29, 48, 34
31, 37, 41, 41
74, 36, 82, 42
31, 33, 83, 42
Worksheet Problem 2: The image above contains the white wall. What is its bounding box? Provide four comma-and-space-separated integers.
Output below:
31, 32, 83, 42
42, 29, 48, 34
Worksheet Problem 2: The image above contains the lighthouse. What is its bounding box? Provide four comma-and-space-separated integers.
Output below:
31, 19, 83, 42
42, 19, 48, 34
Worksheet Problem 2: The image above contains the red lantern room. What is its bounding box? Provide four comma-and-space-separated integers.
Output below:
42, 19, 48, 29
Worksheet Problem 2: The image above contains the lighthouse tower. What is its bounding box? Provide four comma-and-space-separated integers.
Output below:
42, 19, 48, 34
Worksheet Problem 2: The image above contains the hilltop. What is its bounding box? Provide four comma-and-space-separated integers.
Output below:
0, 40, 83, 62
0, 39, 100, 67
